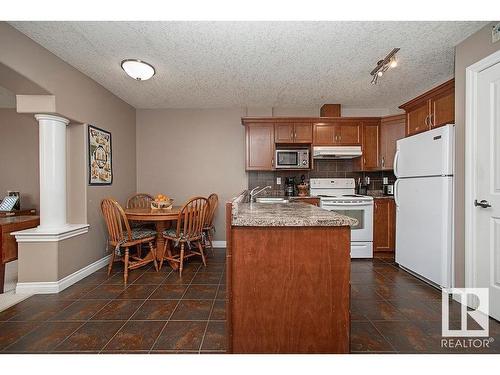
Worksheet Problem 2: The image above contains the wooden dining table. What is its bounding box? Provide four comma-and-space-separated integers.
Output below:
125, 206, 181, 270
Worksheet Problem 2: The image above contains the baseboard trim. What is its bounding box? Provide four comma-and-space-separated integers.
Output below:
15, 254, 111, 295
211, 240, 226, 248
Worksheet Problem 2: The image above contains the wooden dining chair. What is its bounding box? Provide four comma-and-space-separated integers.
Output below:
203, 193, 219, 255
101, 198, 158, 283
160, 196, 209, 276
127, 193, 154, 209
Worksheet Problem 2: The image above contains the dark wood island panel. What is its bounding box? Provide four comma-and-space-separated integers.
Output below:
0, 215, 40, 292
226, 204, 351, 353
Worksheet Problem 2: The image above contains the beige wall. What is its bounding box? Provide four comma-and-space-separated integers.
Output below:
136, 108, 248, 241
0, 108, 39, 209
454, 22, 500, 286
0, 23, 137, 276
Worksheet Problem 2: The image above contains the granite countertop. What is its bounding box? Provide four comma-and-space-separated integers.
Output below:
367, 190, 394, 199
232, 202, 358, 227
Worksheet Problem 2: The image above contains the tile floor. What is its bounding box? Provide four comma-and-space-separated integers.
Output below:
350, 256, 500, 353
0, 249, 499, 354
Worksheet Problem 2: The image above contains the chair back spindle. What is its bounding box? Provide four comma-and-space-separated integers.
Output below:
101, 198, 133, 243
176, 197, 209, 241
127, 193, 154, 209
205, 193, 219, 228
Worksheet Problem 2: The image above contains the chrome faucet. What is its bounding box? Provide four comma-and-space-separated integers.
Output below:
249, 186, 272, 202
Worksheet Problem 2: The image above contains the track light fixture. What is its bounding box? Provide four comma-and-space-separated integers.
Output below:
370, 48, 400, 85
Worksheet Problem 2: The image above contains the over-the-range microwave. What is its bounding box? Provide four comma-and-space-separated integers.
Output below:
275, 149, 310, 169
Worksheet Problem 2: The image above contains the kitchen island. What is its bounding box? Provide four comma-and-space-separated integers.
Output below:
225, 193, 357, 353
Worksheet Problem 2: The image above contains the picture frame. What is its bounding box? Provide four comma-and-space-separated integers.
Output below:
88, 124, 113, 185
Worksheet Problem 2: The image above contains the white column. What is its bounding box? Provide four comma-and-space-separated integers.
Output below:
35, 114, 70, 229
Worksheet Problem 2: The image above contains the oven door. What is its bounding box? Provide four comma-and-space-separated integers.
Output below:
275, 150, 299, 168
320, 201, 373, 242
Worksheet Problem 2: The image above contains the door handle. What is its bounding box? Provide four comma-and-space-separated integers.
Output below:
474, 199, 492, 208
393, 150, 400, 178
394, 179, 400, 208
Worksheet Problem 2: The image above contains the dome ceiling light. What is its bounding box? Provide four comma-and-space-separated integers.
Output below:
121, 59, 156, 81
370, 48, 400, 85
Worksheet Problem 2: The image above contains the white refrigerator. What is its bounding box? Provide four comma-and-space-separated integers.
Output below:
394, 124, 454, 288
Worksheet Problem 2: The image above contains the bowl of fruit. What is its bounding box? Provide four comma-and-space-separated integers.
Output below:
151, 194, 173, 210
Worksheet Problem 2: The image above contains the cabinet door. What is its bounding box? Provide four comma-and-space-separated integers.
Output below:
362, 123, 379, 170
406, 101, 430, 136
380, 115, 406, 170
431, 90, 454, 128
313, 123, 335, 145
373, 199, 396, 252
293, 123, 313, 143
336, 123, 361, 145
246, 123, 275, 170
274, 123, 294, 143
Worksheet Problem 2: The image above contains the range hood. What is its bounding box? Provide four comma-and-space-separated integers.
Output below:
313, 146, 362, 159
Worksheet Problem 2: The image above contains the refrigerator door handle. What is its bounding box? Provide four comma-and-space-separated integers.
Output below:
394, 179, 400, 208
393, 149, 400, 178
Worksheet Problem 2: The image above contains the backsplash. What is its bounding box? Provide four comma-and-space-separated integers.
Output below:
248, 159, 396, 194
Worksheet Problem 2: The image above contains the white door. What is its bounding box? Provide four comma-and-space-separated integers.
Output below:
395, 125, 454, 178
474, 60, 500, 321
395, 176, 453, 288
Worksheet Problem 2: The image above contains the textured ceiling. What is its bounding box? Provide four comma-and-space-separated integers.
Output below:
0, 86, 16, 108
10, 21, 486, 109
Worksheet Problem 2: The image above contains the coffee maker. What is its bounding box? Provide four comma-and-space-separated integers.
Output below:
284, 177, 296, 197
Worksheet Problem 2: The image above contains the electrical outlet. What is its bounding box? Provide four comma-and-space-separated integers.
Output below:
276, 177, 281, 185
493, 22, 500, 43
383, 177, 389, 185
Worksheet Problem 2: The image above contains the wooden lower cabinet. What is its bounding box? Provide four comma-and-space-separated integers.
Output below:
290, 197, 320, 206
226, 202, 350, 353
1, 215, 40, 292
373, 198, 396, 252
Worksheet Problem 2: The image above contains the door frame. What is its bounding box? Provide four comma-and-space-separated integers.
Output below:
465, 49, 500, 289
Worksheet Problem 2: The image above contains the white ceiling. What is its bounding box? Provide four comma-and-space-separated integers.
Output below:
10, 21, 486, 110
0, 86, 16, 108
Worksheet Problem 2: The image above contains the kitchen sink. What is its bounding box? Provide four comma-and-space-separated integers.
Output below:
255, 197, 289, 204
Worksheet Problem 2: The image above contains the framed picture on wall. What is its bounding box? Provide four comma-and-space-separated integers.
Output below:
88, 125, 113, 185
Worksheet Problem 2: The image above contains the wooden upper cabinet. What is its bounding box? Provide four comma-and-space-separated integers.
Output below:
293, 123, 313, 143
373, 198, 396, 252
400, 79, 454, 137
431, 89, 454, 128
275, 123, 312, 143
406, 101, 430, 136
313, 122, 361, 145
246, 123, 275, 171
380, 114, 406, 170
361, 122, 380, 170
313, 123, 336, 145
274, 123, 294, 143
336, 123, 361, 145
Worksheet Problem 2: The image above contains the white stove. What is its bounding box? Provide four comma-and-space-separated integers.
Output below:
310, 178, 374, 258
